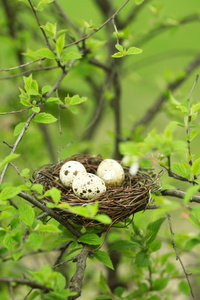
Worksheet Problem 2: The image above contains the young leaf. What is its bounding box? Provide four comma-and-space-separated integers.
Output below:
23, 74, 32, 92
27, 232, 43, 250
0, 186, 22, 201
46, 97, 63, 105
184, 238, 200, 251
109, 240, 141, 252
93, 250, 114, 270
34, 48, 56, 59
192, 157, 200, 176
42, 85, 53, 94
126, 47, 143, 55
0, 153, 20, 169
111, 52, 124, 58
135, 0, 145, 4
3, 234, 17, 250
184, 185, 200, 204
19, 202, 35, 227
56, 34, 65, 56
44, 187, 61, 204
38, 224, 61, 233
61, 52, 82, 62
32, 107, 40, 113
31, 184, 44, 195
78, 233, 102, 245
37, 0, 54, 9
178, 281, 190, 296
94, 214, 112, 224
147, 217, 166, 232
115, 44, 123, 53
33, 113, 57, 124
171, 163, 189, 178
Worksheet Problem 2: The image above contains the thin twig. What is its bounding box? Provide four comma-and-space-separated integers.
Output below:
0, 66, 58, 80
0, 277, 52, 292
186, 74, 199, 167
0, 58, 45, 72
64, 0, 130, 49
0, 107, 32, 115
166, 213, 197, 300
162, 189, 200, 203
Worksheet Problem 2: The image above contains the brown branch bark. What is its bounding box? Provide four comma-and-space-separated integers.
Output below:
69, 244, 92, 300
0, 277, 52, 292
162, 189, 200, 204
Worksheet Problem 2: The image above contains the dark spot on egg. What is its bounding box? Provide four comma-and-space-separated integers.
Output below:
83, 190, 87, 193
87, 181, 91, 184
64, 170, 69, 175
88, 189, 92, 193
73, 170, 78, 176
97, 190, 100, 193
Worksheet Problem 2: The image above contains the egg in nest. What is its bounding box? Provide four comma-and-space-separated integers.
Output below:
97, 159, 125, 187
59, 160, 86, 188
72, 173, 106, 199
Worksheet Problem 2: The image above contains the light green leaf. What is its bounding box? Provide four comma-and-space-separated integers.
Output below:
46, 97, 63, 105
94, 214, 112, 224
0, 186, 22, 201
37, 0, 54, 9
184, 238, 200, 251
20, 98, 32, 107
19, 202, 35, 227
189, 128, 198, 141
61, 52, 82, 62
44, 187, 61, 204
42, 85, 53, 94
147, 217, 166, 232
34, 48, 56, 59
111, 52, 124, 58
150, 240, 162, 252
78, 233, 102, 245
32, 107, 40, 113
115, 44, 123, 53
33, 112, 57, 124
93, 250, 114, 270
152, 277, 169, 291
3, 234, 17, 250
109, 240, 141, 252
56, 33, 65, 56
126, 47, 143, 55
14, 123, 26, 137
193, 103, 200, 113
31, 184, 44, 195
171, 163, 189, 178
65, 95, 87, 106
135, 0, 145, 4
38, 224, 61, 233
0, 154, 20, 169
192, 157, 200, 176
27, 233, 43, 250
23, 74, 32, 92
68, 106, 78, 114
184, 185, 200, 204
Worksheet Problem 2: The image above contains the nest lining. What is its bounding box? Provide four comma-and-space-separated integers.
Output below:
33, 154, 161, 227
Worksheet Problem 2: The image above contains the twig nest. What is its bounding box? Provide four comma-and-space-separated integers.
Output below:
72, 173, 106, 199
59, 160, 86, 187
97, 159, 125, 187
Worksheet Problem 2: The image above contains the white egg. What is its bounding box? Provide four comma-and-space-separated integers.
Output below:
72, 173, 106, 199
97, 159, 125, 187
59, 160, 86, 188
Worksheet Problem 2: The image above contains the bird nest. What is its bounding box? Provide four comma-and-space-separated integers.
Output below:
33, 154, 161, 228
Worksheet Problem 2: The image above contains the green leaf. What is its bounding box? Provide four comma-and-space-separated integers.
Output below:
19, 202, 35, 227
115, 44, 123, 53
184, 185, 200, 204
135, 251, 151, 267
27, 233, 43, 250
152, 277, 169, 291
192, 157, 200, 176
3, 233, 17, 250
189, 128, 197, 141
178, 281, 190, 295
193, 103, 200, 113
126, 47, 143, 55
171, 163, 189, 178
34, 48, 56, 59
93, 250, 114, 270
44, 187, 61, 204
0, 186, 22, 201
32, 107, 40, 113
61, 52, 82, 62
20, 98, 32, 107
150, 240, 162, 252
184, 238, 200, 251
38, 224, 61, 233
65, 95, 87, 106
46, 97, 63, 105
33, 113, 57, 124
23, 74, 32, 92
42, 85, 53, 94
0, 153, 20, 169
147, 217, 166, 232
56, 34, 65, 56
135, 0, 145, 4
111, 52, 124, 58
98, 272, 111, 294
37, 0, 54, 9
31, 184, 44, 195
94, 214, 112, 224
78, 233, 102, 245
109, 240, 141, 252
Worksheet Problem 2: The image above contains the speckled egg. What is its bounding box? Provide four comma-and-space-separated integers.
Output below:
97, 159, 125, 187
59, 161, 86, 188
72, 173, 106, 199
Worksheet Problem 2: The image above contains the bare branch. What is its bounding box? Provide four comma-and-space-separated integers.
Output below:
0, 58, 45, 72
69, 244, 92, 300
0, 66, 58, 80
166, 213, 197, 300
162, 189, 200, 204
0, 277, 52, 292
0, 107, 32, 115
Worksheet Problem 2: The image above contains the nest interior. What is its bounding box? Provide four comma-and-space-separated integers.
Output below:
33, 154, 161, 227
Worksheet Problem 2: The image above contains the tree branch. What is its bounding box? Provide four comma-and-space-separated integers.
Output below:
0, 277, 52, 292
162, 189, 200, 204
166, 213, 197, 300
69, 244, 92, 300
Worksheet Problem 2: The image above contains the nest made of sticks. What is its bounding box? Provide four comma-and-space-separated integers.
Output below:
33, 154, 161, 228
